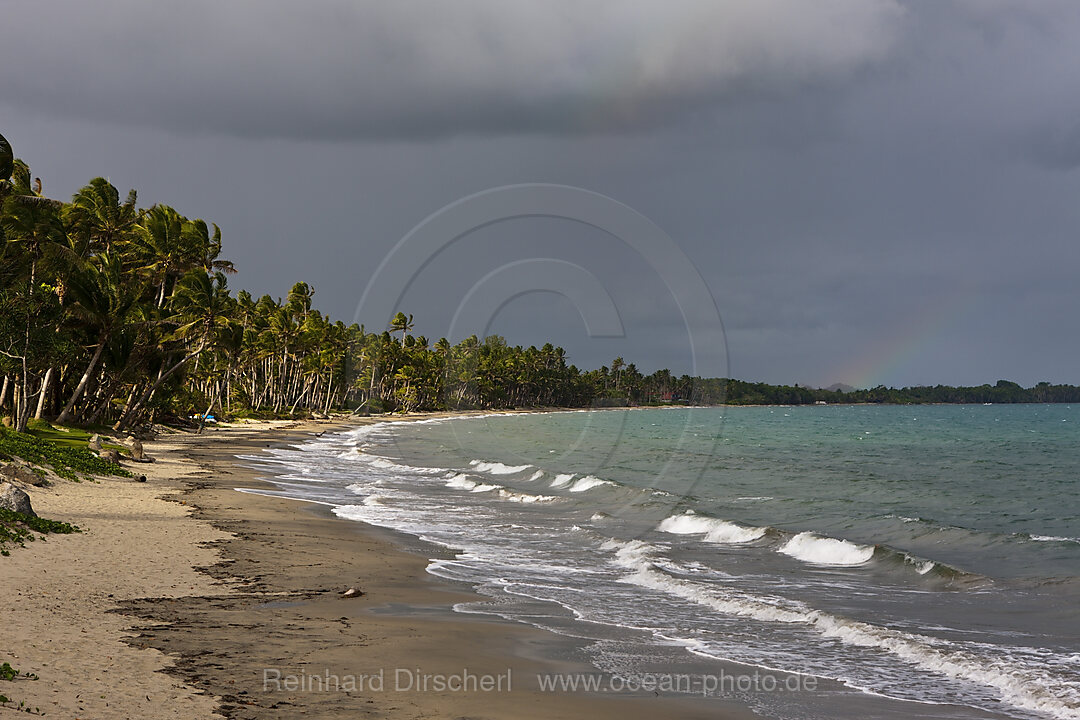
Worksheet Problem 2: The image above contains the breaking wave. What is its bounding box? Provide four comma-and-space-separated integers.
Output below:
658, 511, 767, 544
568, 475, 615, 493
469, 459, 533, 475
779, 532, 875, 566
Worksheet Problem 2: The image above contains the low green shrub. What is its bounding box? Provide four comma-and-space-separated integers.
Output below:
0, 426, 130, 481
0, 508, 80, 556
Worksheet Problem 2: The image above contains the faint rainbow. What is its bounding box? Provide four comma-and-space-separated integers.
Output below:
836, 289, 979, 389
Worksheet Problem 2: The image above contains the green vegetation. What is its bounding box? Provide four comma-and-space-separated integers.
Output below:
712, 378, 1080, 406
2, 132, 1078, 430
22, 418, 127, 453
0, 507, 80, 556
0, 658, 40, 716
0, 662, 31, 682
0, 426, 129, 480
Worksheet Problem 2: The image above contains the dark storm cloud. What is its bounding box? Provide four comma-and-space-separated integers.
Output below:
2, 0, 904, 139
4, 1, 1080, 388
855, 0, 1080, 171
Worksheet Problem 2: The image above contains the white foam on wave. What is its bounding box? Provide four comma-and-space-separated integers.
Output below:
601, 538, 659, 571
349, 453, 443, 474
549, 473, 575, 488
568, 476, 614, 493
441, 472, 500, 493
498, 489, 558, 504
608, 540, 1080, 720
779, 532, 875, 566
526, 470, 544, 482
1031, 534, 1080, 544
332, 504, 367, 522
469, 459, 533, 475
658, 512, 767, 544
445, 473, 478, 490
902, 553, 936, 575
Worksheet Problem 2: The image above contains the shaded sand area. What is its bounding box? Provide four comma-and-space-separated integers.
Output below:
2, 417, 754, 719
1, 430, 231, 718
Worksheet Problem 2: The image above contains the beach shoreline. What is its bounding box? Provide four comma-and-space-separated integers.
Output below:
3, 413, 752, 719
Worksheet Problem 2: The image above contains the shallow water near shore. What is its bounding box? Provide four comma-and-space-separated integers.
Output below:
241, 405, 1080, 720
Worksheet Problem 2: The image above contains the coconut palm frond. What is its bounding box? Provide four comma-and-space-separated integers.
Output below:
0, 132, 12, 181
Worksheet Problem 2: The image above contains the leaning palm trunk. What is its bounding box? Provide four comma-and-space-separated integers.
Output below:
288, 379, 313, 415
196, 381, 222, 434
107, 384, 139, 427
113, 342, 207, 431
55, 332, 108, 425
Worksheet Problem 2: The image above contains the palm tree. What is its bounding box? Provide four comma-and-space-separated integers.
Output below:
286, 282, 314, 318
114, 271, 238, 431
189, 219, 236, 275
1, 186, 69, 431
55, 254, 139, 424
65, 178, 138, 256
610, 357, 625, 392
133, 205, 205, 307
0, 133, 13, 189
195, 321, 243, 433
390, 312, 413, 347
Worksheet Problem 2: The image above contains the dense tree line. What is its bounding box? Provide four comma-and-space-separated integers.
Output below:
2, 135, 1078, 434
0, 137, 599, 430
578, 371, 1080, 407
712, 379, 1080, 406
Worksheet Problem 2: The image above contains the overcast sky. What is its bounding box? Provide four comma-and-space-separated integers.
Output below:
4, 1, 1080, 388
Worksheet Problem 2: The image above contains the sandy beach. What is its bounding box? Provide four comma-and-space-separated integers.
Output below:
2, 417, 751, 719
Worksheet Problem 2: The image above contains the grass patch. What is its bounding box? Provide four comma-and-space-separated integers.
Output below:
0, 507, 80, 556
0, 425, 130, 481
24, 419, 129, 454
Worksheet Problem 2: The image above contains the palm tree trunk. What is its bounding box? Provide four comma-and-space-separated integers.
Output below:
15, 262, 35, 432
85, 381, 116, 425
95, 382, 131, 427
196, 381, 222, 434
289, 379, 313, 415
114, 343, 206, 431
323, 379, 335, 414
55, 332, 109, 425
34, 367, 54, 419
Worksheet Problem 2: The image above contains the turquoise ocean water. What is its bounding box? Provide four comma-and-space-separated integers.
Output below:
242, 405, 1080, 719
